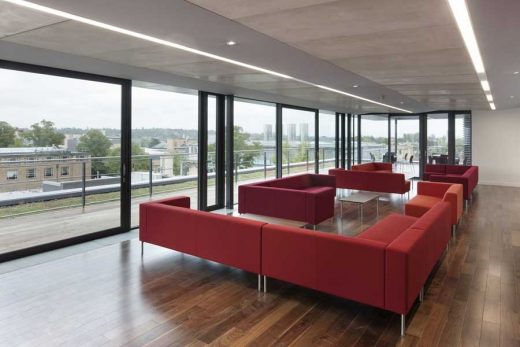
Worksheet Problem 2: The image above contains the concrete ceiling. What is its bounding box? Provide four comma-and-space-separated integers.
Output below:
188, 0, 491, 111
0, 0, 515, 112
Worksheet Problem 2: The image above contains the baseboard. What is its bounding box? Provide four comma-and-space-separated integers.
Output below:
479, 181, 520, 188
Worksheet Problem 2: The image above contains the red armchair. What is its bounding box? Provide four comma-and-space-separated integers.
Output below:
405, 181, 463, 228
238, 174, 336, 226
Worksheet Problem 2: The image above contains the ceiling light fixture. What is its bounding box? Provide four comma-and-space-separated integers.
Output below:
448, 0, 495, 110
486, 94, 493, 102
2, 0, 412, 113
226, 40, 236, 46
352, 84, 359, 88
514, 71, 519, 75
489, 102, 496, 110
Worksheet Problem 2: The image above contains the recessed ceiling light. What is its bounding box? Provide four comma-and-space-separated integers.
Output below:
510, 95, 515, 99
448, 0, 495, 110
3, 0, 412, 113
226, 40, 236, 46
514, 71, 520, 75
486, 94, 493, 102
352, 84, 359, 88
400, 101, 405, 104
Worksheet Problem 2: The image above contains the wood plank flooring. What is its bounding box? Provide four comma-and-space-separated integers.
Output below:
0, 184, 518, 346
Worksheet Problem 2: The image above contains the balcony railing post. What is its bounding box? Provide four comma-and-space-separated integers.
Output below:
234, 153, 238, 185
287, 151, 290, 175
82, 161, 86, 210
263, 151, 267, 179
322, 148, 325, 168
148, 156, 153, 198
306, 149, 309, 172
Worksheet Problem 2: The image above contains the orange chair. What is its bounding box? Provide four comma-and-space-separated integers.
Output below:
405, 182, 463, 234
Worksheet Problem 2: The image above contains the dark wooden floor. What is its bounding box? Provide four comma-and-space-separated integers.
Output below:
0, 185, 518, 346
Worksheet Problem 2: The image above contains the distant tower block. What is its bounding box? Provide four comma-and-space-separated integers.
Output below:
263, 124, 273, 141
287, 123, 296, 142
299, 123, 309, 142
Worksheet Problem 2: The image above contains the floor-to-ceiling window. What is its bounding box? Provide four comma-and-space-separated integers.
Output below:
351, 115, 360, 165
318, 110, 336, 173
233, 98, 276, 200
0, 65, 123, 256
130, 84, 198, 226
282, 107, 316, 176
455, 113, 472, 165
427, 113, 449, 164
360, 114, 388, 162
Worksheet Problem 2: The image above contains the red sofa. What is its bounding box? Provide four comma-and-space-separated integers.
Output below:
352, 162, 392, 172
262, 201, 451, 335
140, 196, 265, 278
238, 173, 336, 226
423, 164, 478, 200
328, 168, 410, 195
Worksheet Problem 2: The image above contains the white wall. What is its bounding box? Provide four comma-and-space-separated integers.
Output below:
473, 107, 520, 187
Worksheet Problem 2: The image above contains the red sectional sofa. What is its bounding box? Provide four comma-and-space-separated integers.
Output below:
423, 164, 478, 200
141, 196, 451, 335
328, 168, 410, 195
238, 173, 336, 226
351, 162, 393, 172
262, 202, 451, 335
140, 196, 265, 278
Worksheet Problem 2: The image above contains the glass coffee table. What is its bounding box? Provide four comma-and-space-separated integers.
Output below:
338, 191, 379, 224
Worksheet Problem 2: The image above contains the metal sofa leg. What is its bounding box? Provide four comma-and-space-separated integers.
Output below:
419, 287, 424, 302
141, 241, 144, 257
258, 274, 261, 291
263, 276, 267, 293
401, 314, 406, 336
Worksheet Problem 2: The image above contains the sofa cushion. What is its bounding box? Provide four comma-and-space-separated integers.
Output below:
405, 195, 442, 218
303, 186, 334, 194
357, 214, 418, 246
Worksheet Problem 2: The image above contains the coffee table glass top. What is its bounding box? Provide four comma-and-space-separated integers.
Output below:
338, 191, 379, 204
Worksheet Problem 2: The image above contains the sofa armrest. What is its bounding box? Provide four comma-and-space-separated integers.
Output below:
417, 181, 451, 198
149, 196, 191, 208
385, 227, 430, 315
444, 184, 463, 223
310, 173, 336, 188
375, 162, 393, 172
239, 185, 308, 220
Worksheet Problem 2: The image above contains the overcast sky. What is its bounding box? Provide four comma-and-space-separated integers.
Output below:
0, 68, 448, 138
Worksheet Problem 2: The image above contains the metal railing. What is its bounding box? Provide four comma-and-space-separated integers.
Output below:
0, 147, 337, 218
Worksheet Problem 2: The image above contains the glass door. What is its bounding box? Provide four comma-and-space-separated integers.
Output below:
426, 113, 449, 165
391, 115, 420, 179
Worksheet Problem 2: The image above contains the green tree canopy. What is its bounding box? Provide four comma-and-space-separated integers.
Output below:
22, 120, 65, 147
77, 129, 113, 175
0, 121, 16, 147
208, 126, 262, 169
106, 142, 147, 175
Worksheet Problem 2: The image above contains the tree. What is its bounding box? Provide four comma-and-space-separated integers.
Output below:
105, 142, 147, 175
208, 126, 262, 169
77, 129, 112, 175
0, 121, 16, 147
23, 120, 65, 147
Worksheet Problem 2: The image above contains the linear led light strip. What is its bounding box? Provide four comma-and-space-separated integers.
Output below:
3, 0, 412, 113
448, 0, 495, 110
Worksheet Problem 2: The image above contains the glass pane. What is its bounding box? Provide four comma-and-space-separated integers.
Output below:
427, 114, 449, 164
233, 99, 276, 203
207, 95, 217, 206
130, 85, 198, 226
360, 114, 388, 163
319, 110, 336, 173
282, 108, 315, 176
455, 114, 471, 165
0, 68, 121, 255
391, 116, 420, 179
352, 116, 359, 165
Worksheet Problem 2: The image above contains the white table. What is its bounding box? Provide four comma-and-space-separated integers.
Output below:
338, 191, 380, 224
